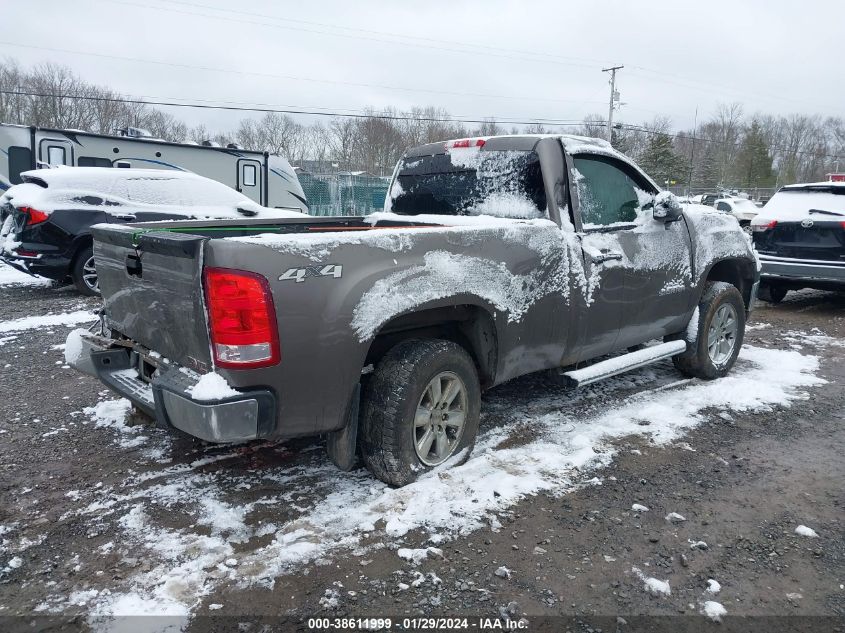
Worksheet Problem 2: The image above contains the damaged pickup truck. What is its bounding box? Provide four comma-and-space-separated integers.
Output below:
68, 134, 759, 486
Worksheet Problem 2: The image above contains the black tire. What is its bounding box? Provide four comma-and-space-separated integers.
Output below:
672, 281, 746, 380
758, 283, 788, 304
71, 246, 100, 296
359, 339, 481, 487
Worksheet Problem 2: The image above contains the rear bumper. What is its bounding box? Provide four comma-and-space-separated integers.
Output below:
70, 332, 276, 443
0, 252, 71, 281
759, 255, 845, 286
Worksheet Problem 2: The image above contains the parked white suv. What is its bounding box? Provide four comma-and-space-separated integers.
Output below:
714, 197, 759, 230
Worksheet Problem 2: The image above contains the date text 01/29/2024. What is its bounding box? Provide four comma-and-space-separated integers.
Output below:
307, 616, 528, 630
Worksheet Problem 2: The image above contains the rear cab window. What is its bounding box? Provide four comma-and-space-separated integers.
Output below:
387, 144, 547, 219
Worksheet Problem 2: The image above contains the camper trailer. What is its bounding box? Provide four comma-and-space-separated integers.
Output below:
0, 124, 307, 211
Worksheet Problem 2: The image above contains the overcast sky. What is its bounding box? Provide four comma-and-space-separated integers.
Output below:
4, 0, 841, 134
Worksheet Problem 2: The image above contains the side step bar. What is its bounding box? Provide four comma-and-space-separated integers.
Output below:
561, 340, 687, 388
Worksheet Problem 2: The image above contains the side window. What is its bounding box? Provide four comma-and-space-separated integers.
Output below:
78, 156, 112, 168
47, 145, 67, 166
572, 155, 651, 228
716, 201, 731, 212
8, 146, 32, 184
243, 163, 257, 187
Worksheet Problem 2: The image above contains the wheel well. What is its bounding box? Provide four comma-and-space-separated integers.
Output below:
365, 305, 498, 388
706, 259, 756, 308
71, 235, 94, 265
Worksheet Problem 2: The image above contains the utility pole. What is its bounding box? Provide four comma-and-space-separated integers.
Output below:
602, 65, 623, 144
687, 106, 698, 196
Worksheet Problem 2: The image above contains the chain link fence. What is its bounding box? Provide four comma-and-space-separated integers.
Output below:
298, 172, 390, 217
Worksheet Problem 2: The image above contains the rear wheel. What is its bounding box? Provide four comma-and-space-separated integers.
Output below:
359, 339, 481, 487
71, 246, 100, 296
758, 283, 788, 304
673, 281, 745, 380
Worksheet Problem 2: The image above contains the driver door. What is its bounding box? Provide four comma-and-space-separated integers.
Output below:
569, 154, 640, 362
571, 154, 693, 355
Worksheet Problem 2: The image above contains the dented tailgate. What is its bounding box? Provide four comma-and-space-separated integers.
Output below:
92, 224, 214, 372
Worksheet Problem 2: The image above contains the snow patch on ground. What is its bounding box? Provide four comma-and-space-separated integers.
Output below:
0, 310, 96, 334
702, 600, 727, 621
84, 400, 132, 430
64, 328, 87, 365
53, 343, 826, 617
795, 525, 819, 538
0, 262, 52, 288
707, 578, 721, 594
397, 547, 443, 565
632, 566, 671, 596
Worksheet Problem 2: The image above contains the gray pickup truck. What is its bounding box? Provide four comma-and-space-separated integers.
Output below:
68, 134, 759, 486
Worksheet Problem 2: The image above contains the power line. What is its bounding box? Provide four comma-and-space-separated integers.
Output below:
0, 89, 586, 128
94, 0, 841, 114
4, 88, 840, 161
103, 0, 603, 71
0, 41, 605, 109
158, 0, 612, 68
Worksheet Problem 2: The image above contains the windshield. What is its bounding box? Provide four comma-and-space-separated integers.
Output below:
763, 188, 845, 218
732, 198, 758, 210
388, 149, 546, 219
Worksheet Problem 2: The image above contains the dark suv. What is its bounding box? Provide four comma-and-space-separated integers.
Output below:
0, 167, 302, 295
752, 182, 845, 302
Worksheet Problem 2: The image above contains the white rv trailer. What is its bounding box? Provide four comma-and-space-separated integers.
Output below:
0, 124, 307, 211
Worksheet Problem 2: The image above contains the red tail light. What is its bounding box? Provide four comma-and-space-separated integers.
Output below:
20, 207, 49, 226
203, 268, 280, 369
446, 138, 486, 149
751, 219, 777, 232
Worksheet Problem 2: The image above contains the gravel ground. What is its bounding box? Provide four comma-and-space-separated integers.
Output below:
0, 268, 843, 632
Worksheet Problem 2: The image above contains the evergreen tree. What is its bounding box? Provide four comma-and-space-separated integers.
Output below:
639, 132, 685, 187
734, 120, 775, 189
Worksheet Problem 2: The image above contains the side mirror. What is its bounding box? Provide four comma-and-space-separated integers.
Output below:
653, 192, 682, 222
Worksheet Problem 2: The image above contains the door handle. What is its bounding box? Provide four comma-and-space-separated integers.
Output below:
592, 250, 623, 263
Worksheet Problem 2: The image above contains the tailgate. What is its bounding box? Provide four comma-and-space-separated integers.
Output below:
761, 220, 845, 261
93, 224, 214, 372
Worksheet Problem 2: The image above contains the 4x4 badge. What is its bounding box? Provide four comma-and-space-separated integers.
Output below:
279, 264, 343, 283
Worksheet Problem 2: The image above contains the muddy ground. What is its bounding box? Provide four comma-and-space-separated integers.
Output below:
0, 275, 842, 632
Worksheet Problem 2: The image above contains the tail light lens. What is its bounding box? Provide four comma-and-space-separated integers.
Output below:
446, 138, 486, 149
751, 219, 777, 232
203, 268, 280, 369
21, 207, 49, 226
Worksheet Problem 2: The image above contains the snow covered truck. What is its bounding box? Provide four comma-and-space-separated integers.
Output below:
67, 134, 760, 486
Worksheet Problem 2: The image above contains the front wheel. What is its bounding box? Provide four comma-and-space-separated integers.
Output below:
673, 281, 746, 380
359, 339, 481, 487
71, 246, 100, 296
